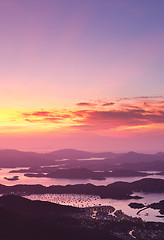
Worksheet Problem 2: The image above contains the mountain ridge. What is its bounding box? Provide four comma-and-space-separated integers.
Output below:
0, 148, 163, 168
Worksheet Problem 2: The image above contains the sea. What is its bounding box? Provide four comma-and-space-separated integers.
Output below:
0, 166, 164, 223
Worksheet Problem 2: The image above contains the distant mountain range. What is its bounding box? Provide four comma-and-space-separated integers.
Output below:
0, 148, 163, 168
45, 148, 121, 159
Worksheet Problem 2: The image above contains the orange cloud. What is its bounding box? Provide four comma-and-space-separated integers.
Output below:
0, 97, 164, 137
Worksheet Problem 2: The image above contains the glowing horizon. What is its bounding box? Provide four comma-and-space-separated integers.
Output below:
0, 0, 164, 152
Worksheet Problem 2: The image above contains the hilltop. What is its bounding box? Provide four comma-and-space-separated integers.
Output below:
0, 149, 164, 169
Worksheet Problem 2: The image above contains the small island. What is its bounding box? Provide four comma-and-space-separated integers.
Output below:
4, 176, 19, 181
128, 202, 145, 209
129, 200, 164, 217
10, 167, 150, 180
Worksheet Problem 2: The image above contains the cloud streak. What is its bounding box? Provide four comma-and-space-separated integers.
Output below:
21, 97, 164, 134
76, 101, 115, 108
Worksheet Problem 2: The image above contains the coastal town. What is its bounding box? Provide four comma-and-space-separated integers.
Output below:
73, 205, 164, 240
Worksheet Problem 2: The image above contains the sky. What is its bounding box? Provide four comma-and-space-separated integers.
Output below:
0, 0, 164, 152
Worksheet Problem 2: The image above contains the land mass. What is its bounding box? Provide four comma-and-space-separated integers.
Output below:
129, 200, 164, 216
0, 149, 164, 171
11, 167, 149, 180
0, 194, 163, 240
0, 178, 164, 200
4, 176, 19, 181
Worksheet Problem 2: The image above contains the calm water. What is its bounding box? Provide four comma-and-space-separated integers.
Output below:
26, 192, 164, 223
0, 168, 164, 222
0, 168, 164, 186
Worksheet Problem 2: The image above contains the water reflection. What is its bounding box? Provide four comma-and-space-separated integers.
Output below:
26, 192, 164, 223
1, 168, 164, 186
0, 168, 164, 222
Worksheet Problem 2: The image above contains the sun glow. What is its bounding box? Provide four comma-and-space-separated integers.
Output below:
0, 96, 164, 137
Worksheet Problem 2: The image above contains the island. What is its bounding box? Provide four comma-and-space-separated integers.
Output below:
4, 176, 19, 181
129, 199, 164, 217
10, 167, 150, 180
0, 178, 164, 200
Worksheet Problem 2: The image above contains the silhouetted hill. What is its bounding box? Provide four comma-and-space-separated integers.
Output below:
0, 195, 127, 240
0, 149, 50, 167
12, 167, 148, 179
131, 178, 164, 192
0, 149, 119, 168
108, 151, 164, 164
0, 194, 81, 216
0, 194, 163, 240
46, 148, 120, 159
0, 178, 163, 199
108, 169, 148, 177
63, 158, 114, 170
0, 149, 164, 169
117, 160, 164, 171
46, 149, 93, 159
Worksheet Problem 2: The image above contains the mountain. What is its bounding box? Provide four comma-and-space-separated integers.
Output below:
131, 178, 164, 192
116, 160, 164, 171
0, 178, 164, 199
0, 149, 52, 167
0, 195, 122, 240
0, 149, 120, 168
0, 149, 164, 168
46, 149, 94, 159
45, 148, 120, 159
0, 194, 80, 216
0, 194, 162, 240
106, 151, 164, 164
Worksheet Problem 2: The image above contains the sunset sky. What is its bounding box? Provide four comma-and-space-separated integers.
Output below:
0, 0, 164, 152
